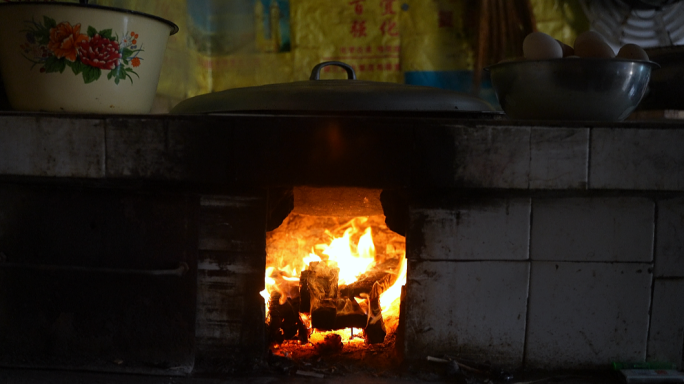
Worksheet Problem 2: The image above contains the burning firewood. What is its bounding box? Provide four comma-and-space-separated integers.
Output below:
268, 291, 308, 344
308, 296, 369, 331
334, 297, 367, 329
282, 297, 302, 340
307, 261, 340, 331
307, 261, 339, 297
270, 268, 300, 301
364, 281, 387, 344
264, 217, 407, 346
299, 269, 312, 314
268, 291, 286, 344
297, 320, 309, 344
310, 298, 337, 331
339, 258, 400, 299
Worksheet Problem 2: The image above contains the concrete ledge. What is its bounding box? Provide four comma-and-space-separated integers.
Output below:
0, 115, 104, 178
0, 113, 683, 191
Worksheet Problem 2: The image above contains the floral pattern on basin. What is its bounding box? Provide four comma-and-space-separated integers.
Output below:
20, 16, 143, 84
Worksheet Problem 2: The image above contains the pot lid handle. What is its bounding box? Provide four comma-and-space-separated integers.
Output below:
309, 61, 357, 80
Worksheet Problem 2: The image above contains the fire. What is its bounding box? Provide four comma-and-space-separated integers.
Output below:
323, 227, 376, 285
380, 254, 406, 315
262, 215, 406, 345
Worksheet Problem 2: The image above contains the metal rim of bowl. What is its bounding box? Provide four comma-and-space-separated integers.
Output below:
0, 1, 179, 35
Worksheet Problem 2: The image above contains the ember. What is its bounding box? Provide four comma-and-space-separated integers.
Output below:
262, 214, 406, 348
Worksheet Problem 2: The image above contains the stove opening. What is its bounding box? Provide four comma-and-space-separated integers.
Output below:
262, 187, 406, 360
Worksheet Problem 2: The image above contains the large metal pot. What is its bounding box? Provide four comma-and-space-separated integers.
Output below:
170, 61, 494, 114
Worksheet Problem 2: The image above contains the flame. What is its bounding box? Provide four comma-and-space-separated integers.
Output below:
379, 254, 406, 320
263, 216, 406, 344
303, 253, 322, 266
322, 226, 375, 285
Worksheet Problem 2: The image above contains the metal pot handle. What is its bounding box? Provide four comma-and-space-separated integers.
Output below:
309, 61, 357, 80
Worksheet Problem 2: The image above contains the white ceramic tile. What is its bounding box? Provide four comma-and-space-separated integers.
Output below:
526, 261, 652, 369
647, 279, 684, 368
0, 116, 104, 178
452, 125, 530, 189
532, 197, 654, 262
530, 127, 589, 189
590, 128, 684, 191
410, 198, 530, 260
403, 261, 530, 368
655, 198, 684, 277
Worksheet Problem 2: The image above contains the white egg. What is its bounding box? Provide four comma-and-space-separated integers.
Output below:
573, 31, 615, 59
617, 44, 649, 61
523, 32, 563, 60
574, 31, 607, 47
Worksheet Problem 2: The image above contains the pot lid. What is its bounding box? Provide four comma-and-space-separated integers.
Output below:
170, 61, 493, 114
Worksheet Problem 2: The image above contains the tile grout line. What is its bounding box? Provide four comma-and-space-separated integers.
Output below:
644, 198, 658, 361
527, 126, 532, 190
103, 118, 108, 178
521, 196, 533, 369
586, 127, 592, 190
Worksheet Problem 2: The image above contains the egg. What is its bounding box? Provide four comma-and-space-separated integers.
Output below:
556, 39, 575, 57
523, 32, 563, 60
573, 31, 608, 46
573, 31, 616, 58
617, 44, 649, 61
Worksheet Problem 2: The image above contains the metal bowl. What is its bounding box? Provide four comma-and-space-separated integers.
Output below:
487, 58, 659, 121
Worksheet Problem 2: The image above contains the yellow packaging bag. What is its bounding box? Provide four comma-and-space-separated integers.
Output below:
531, 0, 588, 46
292, 0, 402, 83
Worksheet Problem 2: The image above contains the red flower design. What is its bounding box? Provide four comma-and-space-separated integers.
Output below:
77, 34, 122, 70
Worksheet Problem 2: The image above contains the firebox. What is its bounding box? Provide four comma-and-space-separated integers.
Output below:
262, 187, 406, 355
